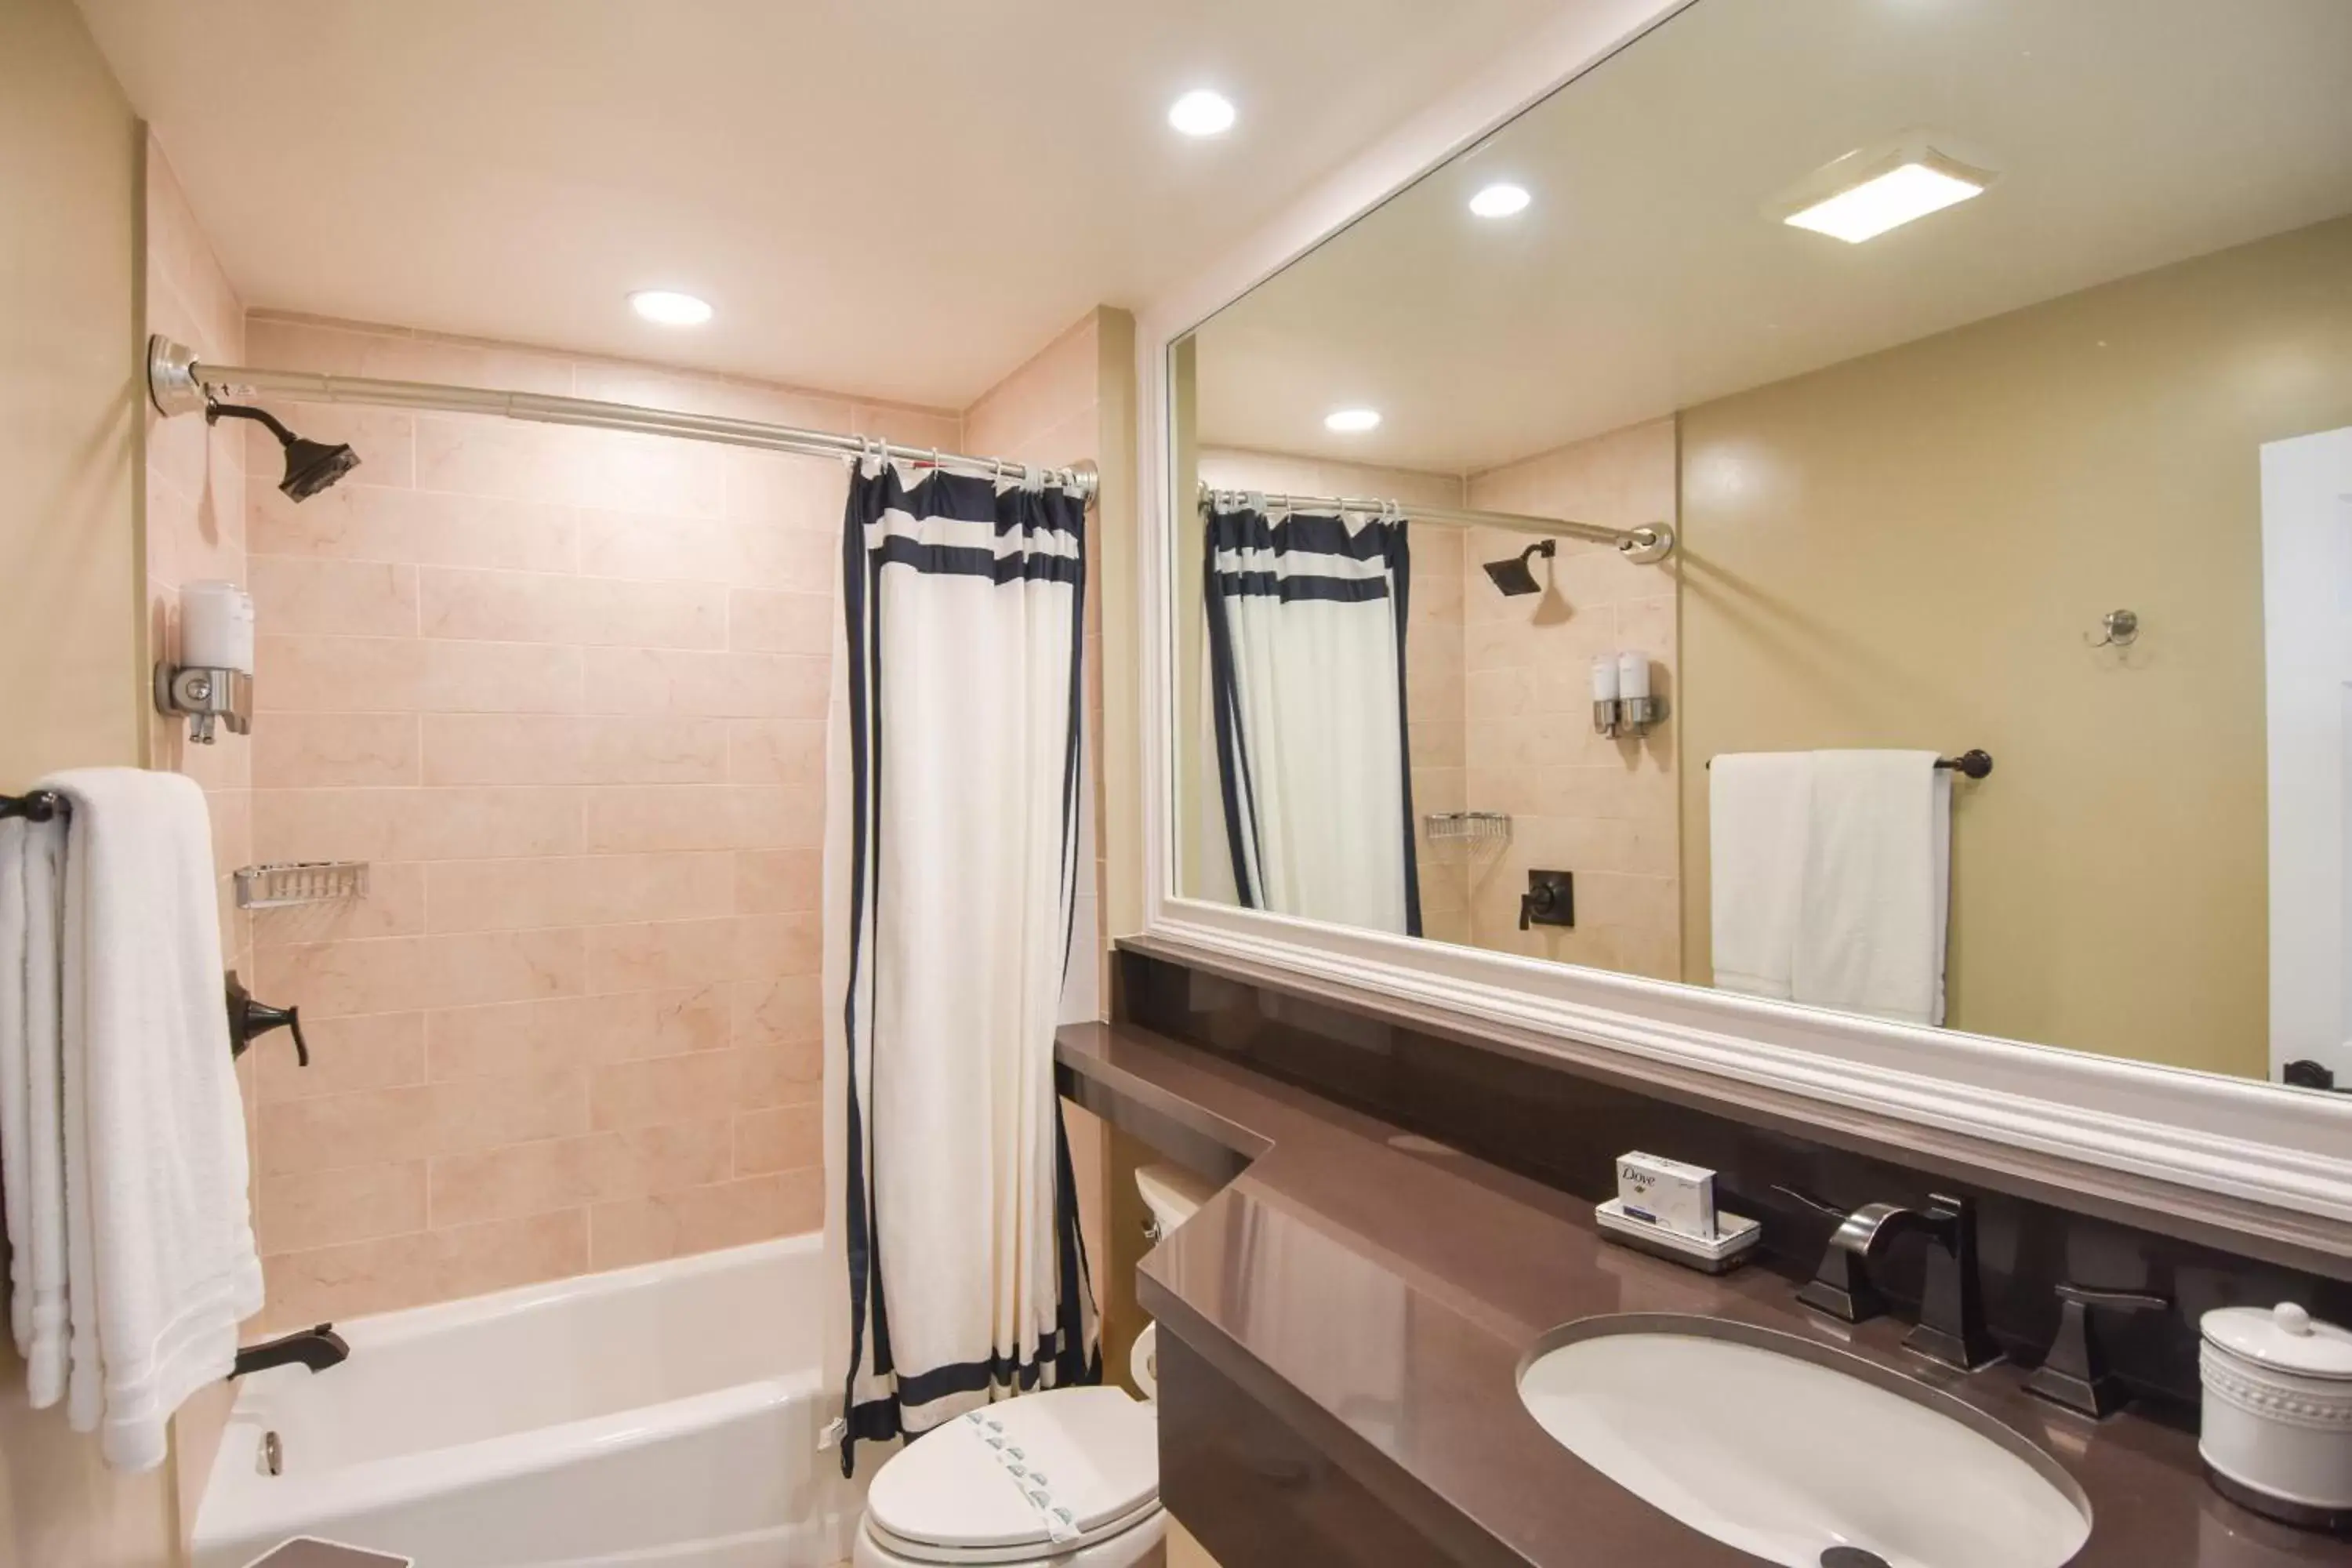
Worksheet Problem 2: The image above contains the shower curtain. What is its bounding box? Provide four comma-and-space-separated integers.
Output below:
823, 458, 1095, 1477
1203, 503, 1421, 935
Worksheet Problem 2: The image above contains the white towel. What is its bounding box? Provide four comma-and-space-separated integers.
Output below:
1791, 751, 1950, 1027
1, 812, 71, 1406
1708, 753, 1815, 1001
36, 769, 263, 1472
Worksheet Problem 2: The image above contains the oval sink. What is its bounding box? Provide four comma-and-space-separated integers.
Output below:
1517, 1315, 2090, 1568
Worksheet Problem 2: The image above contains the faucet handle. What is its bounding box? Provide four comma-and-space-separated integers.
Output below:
2025, 1283, 2169, 1419
2053, 1283, 2169, 1312
1773, 1184, 1849, 1221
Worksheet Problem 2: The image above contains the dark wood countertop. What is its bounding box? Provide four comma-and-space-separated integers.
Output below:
1058, 1019, 2352, 1567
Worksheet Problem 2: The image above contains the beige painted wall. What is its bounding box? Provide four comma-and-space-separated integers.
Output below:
143, 130, 267, 1556
1679, 215, 2352, 1078
0, 0, 144, 788
0, 2, 181, 1561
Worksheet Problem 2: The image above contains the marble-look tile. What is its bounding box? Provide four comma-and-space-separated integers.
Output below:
258, 1160, 426, 1254
253, 713, 421, 789
584, 918, 742, 994
251, 484, 576, 573
256, 1011, 426, 1104
249, 556, 419, 637
424, 988, 725, 1081
732, 975, 822, 1051
426, 853, 733, 933
427, 1122, 733, 1227
724, 718, 824, 787
260, 1210, 587, 1329
586, 1171, 818, 1269
732, 1104, 821, 1176
727, 590, 832, 654
732, 848, 821, 914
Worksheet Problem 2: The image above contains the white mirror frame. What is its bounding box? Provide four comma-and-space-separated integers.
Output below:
1131, 0, 2352, 1259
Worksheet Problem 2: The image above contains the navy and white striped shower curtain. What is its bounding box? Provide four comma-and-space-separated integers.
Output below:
823, 459, 1096, 1476
1203, 505, 1421, 936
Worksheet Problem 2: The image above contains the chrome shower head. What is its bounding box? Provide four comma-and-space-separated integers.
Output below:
1482, 539, 1555, 597
206, 401, 360, 502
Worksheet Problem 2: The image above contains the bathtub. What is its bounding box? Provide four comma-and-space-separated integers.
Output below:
191, 1236, 866, 1568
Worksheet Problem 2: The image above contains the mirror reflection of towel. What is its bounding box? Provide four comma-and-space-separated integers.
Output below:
1794, 753, 1949, 1027
1708, 753, 1813, 1002
1711, 751, 1949, 1027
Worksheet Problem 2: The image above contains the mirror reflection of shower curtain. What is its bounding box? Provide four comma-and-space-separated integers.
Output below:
1203, 506, 1421, 935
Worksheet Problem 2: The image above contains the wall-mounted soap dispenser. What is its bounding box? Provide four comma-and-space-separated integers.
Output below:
157, 580, 254, 745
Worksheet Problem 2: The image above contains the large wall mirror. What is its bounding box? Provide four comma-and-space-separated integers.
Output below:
1164, 0, 2352, 1095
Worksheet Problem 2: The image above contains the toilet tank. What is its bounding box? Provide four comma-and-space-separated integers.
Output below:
1134, 1163, 1217, 1236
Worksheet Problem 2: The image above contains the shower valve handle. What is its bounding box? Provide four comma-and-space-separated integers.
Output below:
1519, 871, 1576, 931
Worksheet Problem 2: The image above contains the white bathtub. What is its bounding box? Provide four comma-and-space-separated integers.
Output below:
192, 1236, 866, 1568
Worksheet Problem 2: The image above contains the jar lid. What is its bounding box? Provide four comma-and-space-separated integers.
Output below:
2200, 1302, 2352, 1380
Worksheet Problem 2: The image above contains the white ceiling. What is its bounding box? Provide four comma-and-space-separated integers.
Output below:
78, 0, 1573, 409
1192, 0, 2352, 474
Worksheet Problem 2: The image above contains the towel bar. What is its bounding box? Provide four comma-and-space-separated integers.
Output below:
1704, 750, 1993, 779
0, 789, 66, 822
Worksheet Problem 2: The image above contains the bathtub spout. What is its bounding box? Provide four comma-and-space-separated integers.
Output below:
231, 1324, 349, 1378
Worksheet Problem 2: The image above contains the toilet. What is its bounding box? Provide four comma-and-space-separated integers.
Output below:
852, 1164, 1218, 1567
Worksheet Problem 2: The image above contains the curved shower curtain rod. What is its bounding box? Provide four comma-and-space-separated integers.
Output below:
145, 336, 1098, 503
1197, 481, 1675, 564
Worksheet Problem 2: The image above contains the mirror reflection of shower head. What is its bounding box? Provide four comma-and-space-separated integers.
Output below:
205, 401, 361, 502
1482, 539, 1556, 597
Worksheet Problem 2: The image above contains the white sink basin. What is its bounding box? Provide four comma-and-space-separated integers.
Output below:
1517, 1315, 2091, 1568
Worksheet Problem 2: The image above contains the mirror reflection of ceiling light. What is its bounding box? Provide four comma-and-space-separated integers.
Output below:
1777, 140, 1994, 244
1168, 90, 1237, 137
629, 289, 713, 326
1469, 183, 1532, 218
1324, 408, 1382, 433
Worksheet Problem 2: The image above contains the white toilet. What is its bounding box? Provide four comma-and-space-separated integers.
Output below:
852, 1164, 1217, 1568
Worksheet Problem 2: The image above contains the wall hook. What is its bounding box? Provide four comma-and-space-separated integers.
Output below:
2085, 608, 2140, 649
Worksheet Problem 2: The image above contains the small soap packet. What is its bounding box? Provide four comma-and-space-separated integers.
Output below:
1616, 1150, 1718, 1240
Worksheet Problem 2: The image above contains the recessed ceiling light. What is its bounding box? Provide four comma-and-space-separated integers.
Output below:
1468, 183, 1531, 219
1779, 143, 1993, 244
1168, 89, 1236, 138
1324, 408, 1381, 434
629, 289, 713, 326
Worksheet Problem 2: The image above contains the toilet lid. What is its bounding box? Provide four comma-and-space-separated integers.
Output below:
868, 1388, 1159, 1555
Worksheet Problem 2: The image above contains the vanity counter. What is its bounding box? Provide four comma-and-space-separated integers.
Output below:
1058, 1019, 2352, 1567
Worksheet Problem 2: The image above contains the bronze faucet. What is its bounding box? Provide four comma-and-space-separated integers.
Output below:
1780, 1189, 2002, 1372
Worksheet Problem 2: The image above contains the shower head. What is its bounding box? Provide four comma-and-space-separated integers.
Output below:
205, 401, 361, 502
1482, 539, 1556, 597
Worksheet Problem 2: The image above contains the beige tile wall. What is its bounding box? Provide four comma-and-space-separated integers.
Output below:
1195, 450, 1472, 944
238, 313, 962, 1327
1463, 418, 1679, 978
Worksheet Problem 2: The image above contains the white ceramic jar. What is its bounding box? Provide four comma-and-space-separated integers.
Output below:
2198, 1301, 2352, 1526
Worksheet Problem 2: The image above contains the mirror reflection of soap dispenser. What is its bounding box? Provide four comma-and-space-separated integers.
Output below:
1611, 651, 1665, 738
1591, 655, 1621, 738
